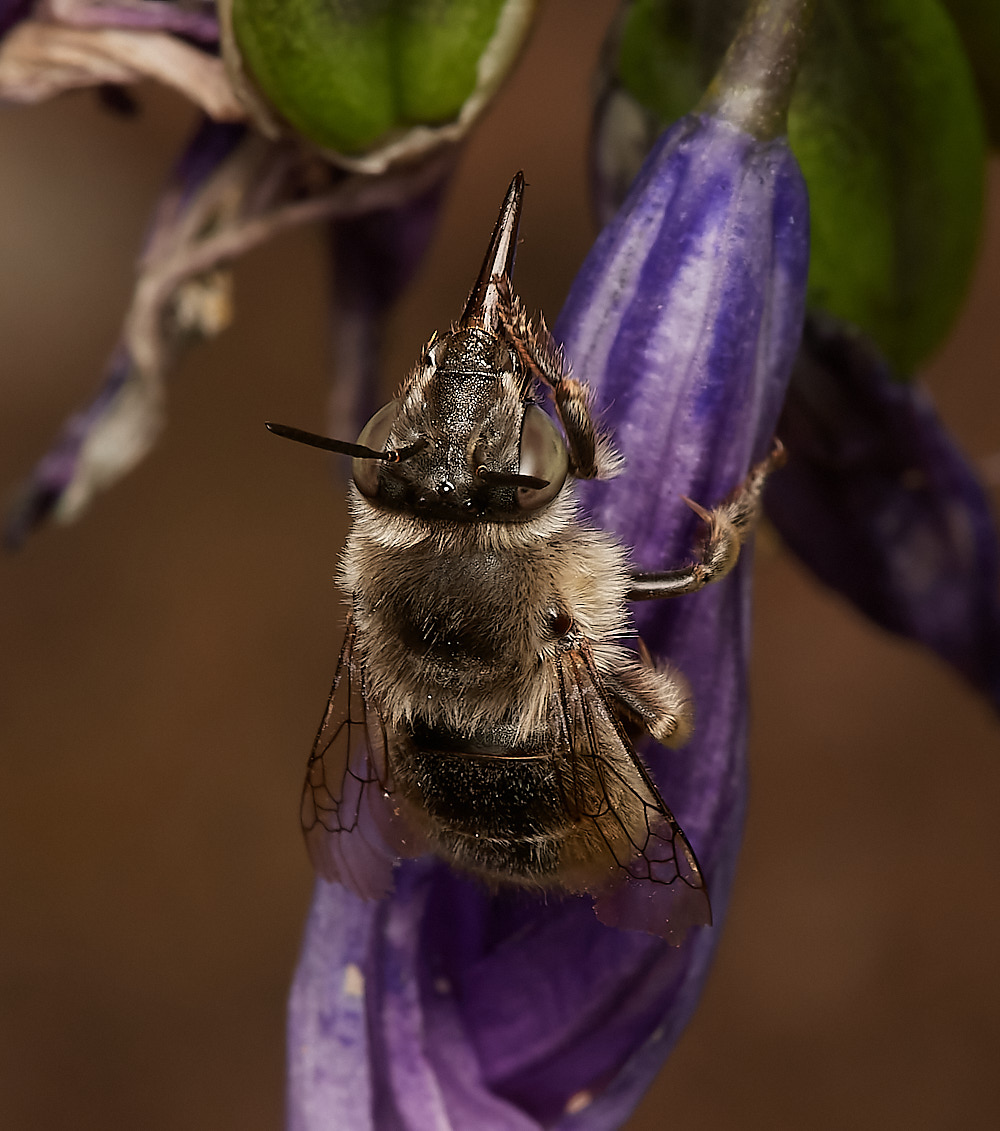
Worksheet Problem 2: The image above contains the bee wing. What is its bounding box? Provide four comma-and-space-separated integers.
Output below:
555, 646, 712, 945
301, 618, 424, 899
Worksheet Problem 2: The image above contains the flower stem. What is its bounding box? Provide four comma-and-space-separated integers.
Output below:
698, 0, 815, 139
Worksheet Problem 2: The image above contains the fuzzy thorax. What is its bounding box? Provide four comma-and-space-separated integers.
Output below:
340, 481, 633, 743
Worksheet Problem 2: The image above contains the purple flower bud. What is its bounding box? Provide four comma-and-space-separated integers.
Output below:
288, 92, 810, 1131
765, 314, 1000, 712
559, 113, 809, 930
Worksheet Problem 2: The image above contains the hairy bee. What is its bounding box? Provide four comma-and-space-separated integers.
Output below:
267, 174, 780, 943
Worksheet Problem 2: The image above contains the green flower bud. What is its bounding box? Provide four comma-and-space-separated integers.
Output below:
226, 0, 538, 171
599, 0, 987, 373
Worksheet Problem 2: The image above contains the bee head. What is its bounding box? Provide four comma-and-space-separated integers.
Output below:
349, 324, 568, 520
266, 174, 569, 521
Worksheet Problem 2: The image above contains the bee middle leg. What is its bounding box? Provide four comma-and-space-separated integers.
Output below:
626, 441, 785, 601
603, 646, 694, 749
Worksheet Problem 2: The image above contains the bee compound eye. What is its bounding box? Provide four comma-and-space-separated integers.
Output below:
352, 399, 401, 497
517, 406, 568, 510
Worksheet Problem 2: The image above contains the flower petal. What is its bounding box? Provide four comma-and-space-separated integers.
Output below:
560, 113, 808, 916
595, 0, 987, 373
287, 882, 378, 1131
765, 313, 1000, 712
46, 1, 220, 43
0, 20, 243, 117
550, 108, 807, 1127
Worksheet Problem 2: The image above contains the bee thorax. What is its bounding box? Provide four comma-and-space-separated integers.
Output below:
343, 504, 632, 736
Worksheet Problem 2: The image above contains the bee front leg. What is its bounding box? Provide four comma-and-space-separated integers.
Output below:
543, 369, 607, 481
626, 441, 785, 601
497, 281, 620, 479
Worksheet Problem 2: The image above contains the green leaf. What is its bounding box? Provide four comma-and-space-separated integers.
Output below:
232, 0, 516, 155
614, 0, 988, 372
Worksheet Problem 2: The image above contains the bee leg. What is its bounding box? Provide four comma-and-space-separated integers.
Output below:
603, 647, 694, 749
543, 368, 610, 481
626, 440, 785, 601
496, 279, 620, 479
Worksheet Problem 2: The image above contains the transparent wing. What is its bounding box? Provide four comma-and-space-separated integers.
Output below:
301, 617, 422, 899
554, 644, 712, 945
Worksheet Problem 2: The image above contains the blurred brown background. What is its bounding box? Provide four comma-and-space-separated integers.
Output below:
2, 2, 999, 1128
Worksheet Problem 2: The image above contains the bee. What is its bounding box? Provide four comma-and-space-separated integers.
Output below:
267, 173, 781, 944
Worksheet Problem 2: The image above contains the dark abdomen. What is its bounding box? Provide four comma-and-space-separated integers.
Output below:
392, 722, 569, 882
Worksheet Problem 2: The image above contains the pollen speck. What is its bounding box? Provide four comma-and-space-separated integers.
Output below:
342, 963, 365, 998
565, 1090, 593, 1114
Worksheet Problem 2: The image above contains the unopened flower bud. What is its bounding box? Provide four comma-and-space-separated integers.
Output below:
225, 0, 539, 172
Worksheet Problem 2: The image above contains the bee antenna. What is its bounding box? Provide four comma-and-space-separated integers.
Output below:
265, 423, 429, 464
265, 421, 390, 461
476, 467, 549, 490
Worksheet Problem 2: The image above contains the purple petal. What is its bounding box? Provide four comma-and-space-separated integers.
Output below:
159, 117, 247, 217
4, 347, 133, 548
44, 1, 219, 44
765, 314, 1000, 712
288, 111, 809, 1128
287, 883, 378, 1131
549, 110, 808, 1128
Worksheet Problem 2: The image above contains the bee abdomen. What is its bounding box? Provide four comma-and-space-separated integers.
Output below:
440, 827, 561, 882
392, 726, 571, 881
